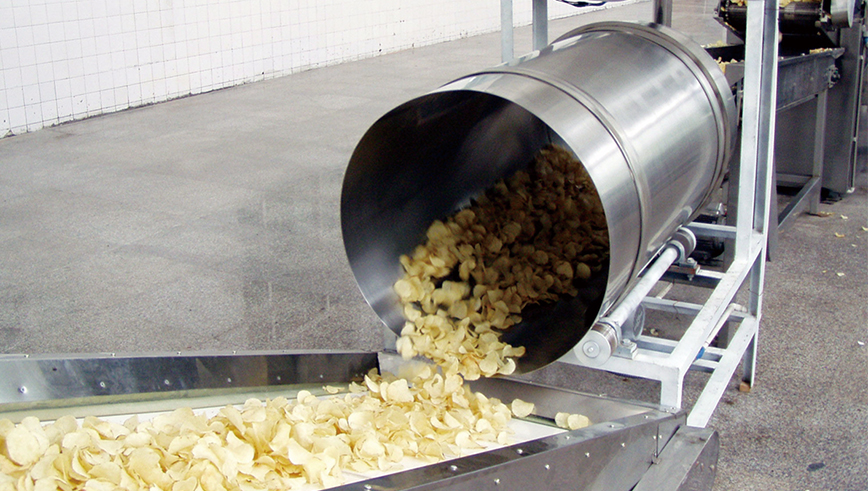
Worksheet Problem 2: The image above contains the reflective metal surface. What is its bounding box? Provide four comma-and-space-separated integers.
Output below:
332, 366, 684, 491
830, 0, 855, 27
341, 21, 736, 373
0, 351, 379, 420
334, 413, 676, 491
633, 426, 720, 491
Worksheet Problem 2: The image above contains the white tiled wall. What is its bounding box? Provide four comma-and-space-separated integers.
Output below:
0, 0, 581, 136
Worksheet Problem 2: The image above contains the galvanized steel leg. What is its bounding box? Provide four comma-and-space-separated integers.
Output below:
660, 367, 684, 411
501, 0, 514, 63
652, 0, 674, 26
736, 0, 779, 392
810, 90, 828, 215
742, 254, 764, 388
532, 0, 548, 51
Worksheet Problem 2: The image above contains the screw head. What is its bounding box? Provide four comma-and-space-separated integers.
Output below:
582, 341, 600, 357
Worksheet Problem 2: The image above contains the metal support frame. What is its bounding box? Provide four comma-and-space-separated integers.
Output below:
495, 0, 780, 427
501, 0, 515, 63
775, 89, 828, 232
532, 0, 550, 50
558, 0, 779, 428
653, 0, 674, 25
500, 0, 549, 62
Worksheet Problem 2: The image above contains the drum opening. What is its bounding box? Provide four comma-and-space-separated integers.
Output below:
342, 90, 611, 374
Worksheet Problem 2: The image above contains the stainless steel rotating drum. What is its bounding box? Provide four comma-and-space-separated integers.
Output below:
341, 22, 737, 372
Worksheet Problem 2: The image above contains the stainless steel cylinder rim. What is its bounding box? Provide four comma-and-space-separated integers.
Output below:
341, 21, 737, 374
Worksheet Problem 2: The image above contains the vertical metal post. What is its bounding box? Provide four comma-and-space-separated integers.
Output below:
735, 0, 779, 261
652, 0, 673, 26
810, 90, 828, 214
740, 0, 779, 388
532, 0, 548, 51
659, 367, 685, 411
501, 0, 515, 63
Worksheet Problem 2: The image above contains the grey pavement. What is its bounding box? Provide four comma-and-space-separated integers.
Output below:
1, 1, 866, 489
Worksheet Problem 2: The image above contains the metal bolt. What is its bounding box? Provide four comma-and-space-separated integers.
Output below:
516, 448, 524, 455
585, 452, 590, 458
582, 341, 600, 358
364, 485, 372, 490
544, 464, 550, 470
99, 381, 106, 388
276, 376, 282, 381
227, 378, 232, 383
621, 442, 626, 447
319, 374, 324, 379
163, 379, 171, 386
18, 386, 27, 394
494, 478, 501, 485
449, 465, 458, 472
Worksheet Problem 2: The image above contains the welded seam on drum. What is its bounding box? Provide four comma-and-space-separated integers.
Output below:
470, 66, 650, 302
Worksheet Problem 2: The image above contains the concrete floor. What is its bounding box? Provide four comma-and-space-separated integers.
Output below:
2, 1, 867, 489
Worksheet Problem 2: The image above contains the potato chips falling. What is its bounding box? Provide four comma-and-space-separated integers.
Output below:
0, 145, 602, 491
394, 145, 609, 379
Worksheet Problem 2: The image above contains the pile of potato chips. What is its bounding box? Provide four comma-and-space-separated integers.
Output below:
394, 144, 609, 379
0, 366, 544, 491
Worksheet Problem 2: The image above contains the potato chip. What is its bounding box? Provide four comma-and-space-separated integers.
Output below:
384, 379, 414, 404
128, 446, 171, 488
5, 425, 46, 467
510, 399, 535, 418
567, 414, 591, 430
555, 412, 591, 430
